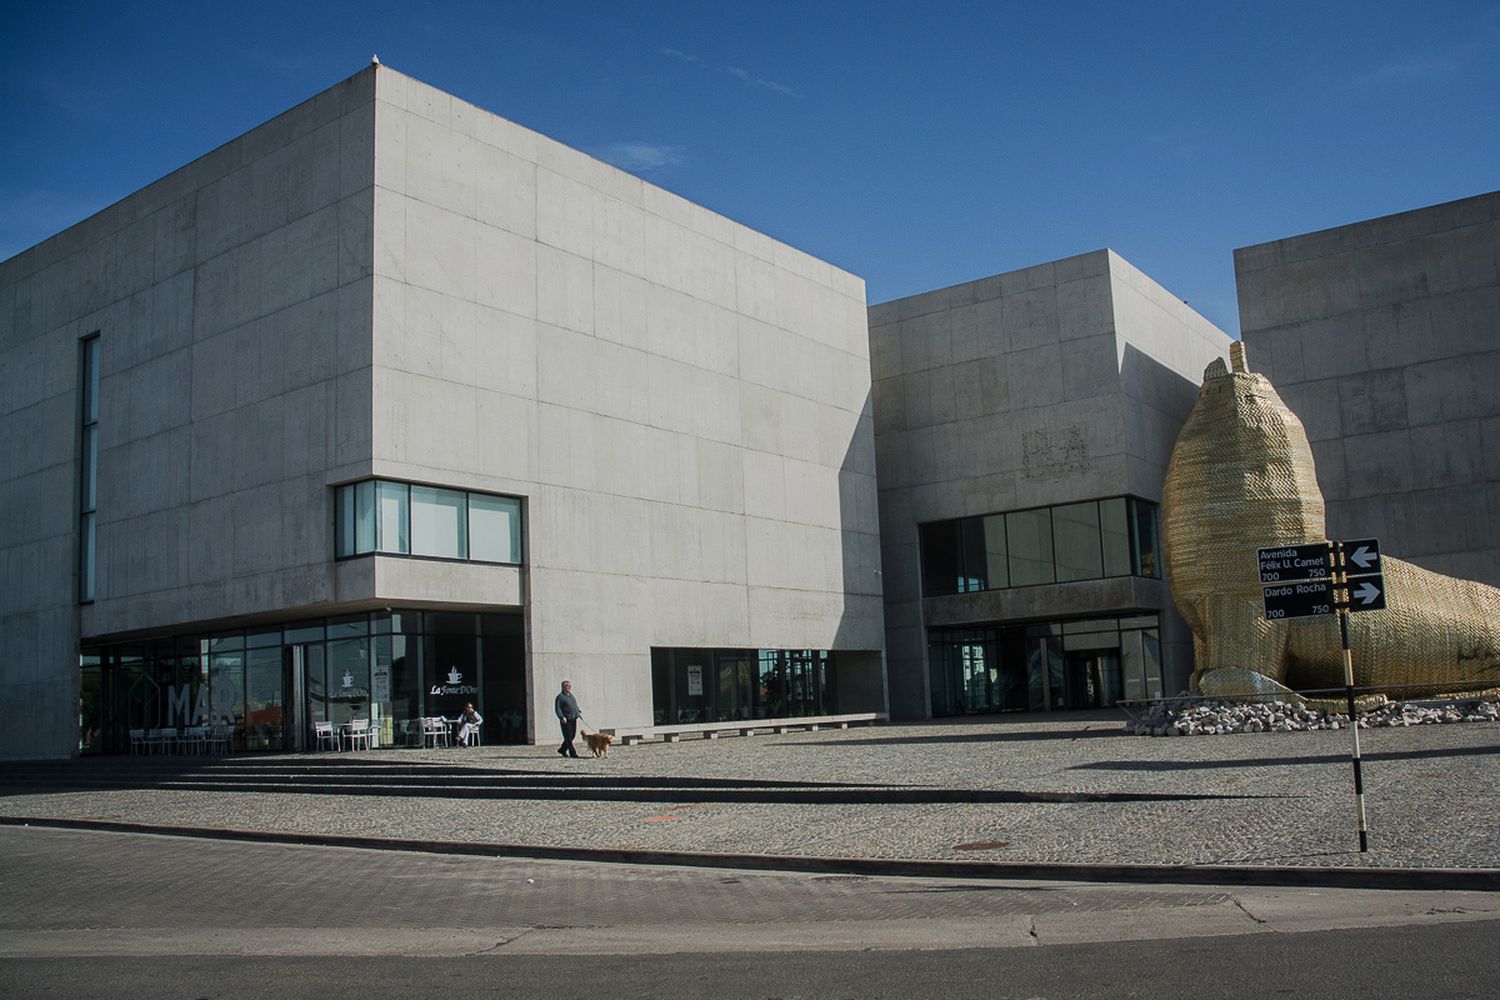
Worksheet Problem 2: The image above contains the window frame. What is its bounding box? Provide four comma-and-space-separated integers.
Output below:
334, 479, 524, 567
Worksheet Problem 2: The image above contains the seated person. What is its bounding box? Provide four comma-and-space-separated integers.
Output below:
455, 703, 483, 746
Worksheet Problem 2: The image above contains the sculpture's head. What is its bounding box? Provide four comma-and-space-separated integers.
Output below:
1162, 342, 1326, 604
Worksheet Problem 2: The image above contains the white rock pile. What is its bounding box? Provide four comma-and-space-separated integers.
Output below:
1124, 696, 1500, 737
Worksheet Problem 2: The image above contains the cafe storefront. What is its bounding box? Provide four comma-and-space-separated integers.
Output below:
78, 608, 526, 754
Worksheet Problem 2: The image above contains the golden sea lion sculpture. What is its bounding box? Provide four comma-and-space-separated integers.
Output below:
1162, 342, 1500, 705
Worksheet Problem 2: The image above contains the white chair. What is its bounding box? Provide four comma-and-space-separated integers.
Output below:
128, 729, 147, 754
150, 727, 179, 754
313, 720, 339, 751
343, 718, 372, 751
422, 717, 450, 748
404, 718, 426, 747
207, 725, 233, 754
457, 721, 482, 747
181, 726, 208, 755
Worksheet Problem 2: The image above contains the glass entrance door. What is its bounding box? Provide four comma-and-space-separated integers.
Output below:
1061, 650, 1122, 709
283, 644, 324, 752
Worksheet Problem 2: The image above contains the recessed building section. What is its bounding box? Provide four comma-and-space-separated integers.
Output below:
870, 251, 1233, 720
1236, 190, 1500, 588
0, 65, 885, 758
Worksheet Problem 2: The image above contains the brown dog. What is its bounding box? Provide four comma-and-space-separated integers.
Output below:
581, 731, 613, 758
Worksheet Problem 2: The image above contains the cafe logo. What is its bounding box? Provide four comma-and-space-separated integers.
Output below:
335, 669, 369, 701
431, 664, 477, 697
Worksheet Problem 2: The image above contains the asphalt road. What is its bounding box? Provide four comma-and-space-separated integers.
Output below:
6, 923, 1500, 1000
2, 826, 1496, 999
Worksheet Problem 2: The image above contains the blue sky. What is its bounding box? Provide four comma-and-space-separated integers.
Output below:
3, 1, 1497, 334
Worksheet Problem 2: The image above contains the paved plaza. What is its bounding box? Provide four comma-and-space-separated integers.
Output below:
2, 714, 1497, 870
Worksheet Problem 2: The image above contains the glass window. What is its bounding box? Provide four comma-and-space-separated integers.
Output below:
469, 494, 522, 563
1006, 508, 1055, 586
327, 614, 369, 638
246, 628, 282, 648
1053, 502, 1102, 583
1100, 498, 1131, 577
355, 480, 375, 552
80, 335, 100, 604
337, 485, 355, 557
80, 512, 96, 603
981, 514, 1008, 590
283, 621, 325, 644
1131, 498, 1160, 578
376, 481, 409, 553
411, 485, 468, 559
327, 637, 372, 727
83, 336, 100, 423
958, 518, 987, 592
81, 426, 97, 512
919, 521, 961, 596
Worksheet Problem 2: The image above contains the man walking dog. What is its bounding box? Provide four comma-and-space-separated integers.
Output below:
555, 679, 582, 758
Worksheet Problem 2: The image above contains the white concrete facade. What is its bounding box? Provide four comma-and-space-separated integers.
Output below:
0, 66, 885, 758
869, 251, 1232, 718
1237, 191, 1500, 588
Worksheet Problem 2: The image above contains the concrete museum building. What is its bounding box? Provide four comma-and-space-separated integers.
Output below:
0, 65, 886, 759
868, 254, 1233, 720
7, 62, 1492, 757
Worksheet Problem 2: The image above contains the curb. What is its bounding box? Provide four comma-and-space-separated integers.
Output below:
4, 815, 1497, 892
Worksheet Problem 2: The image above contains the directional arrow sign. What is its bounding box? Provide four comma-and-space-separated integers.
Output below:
1258, 542, 1333, 583
1342, 538, 1381, 575
1263, 580, 1336, 620
1346, 576, 1387, 612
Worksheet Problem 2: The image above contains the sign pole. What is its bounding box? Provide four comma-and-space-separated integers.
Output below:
1335, 541, 1370, 853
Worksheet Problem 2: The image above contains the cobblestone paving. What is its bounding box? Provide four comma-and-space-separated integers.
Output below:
3, 715, 1497, 868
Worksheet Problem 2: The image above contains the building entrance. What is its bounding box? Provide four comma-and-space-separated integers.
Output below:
928, 614, 1160, 717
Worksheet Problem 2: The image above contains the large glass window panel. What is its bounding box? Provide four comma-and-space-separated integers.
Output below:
958, 518, 988, 592
355, 480, 375, 552
208, 651, 246, 731
981, 514, 1008, 590
1006, 508, 1055, 586
1131, 498, 1161, 578
479, 621, 526, 744
337, 485, 354, 557
919, 521, 962, 596
411, 485, 468, 558
283, 621, 325, 645
81, 426, 97, 512
651, 649, 672, 725
1100, 497, 1131, 577
673, 649, 713, 723
83, 337, 100, 422
469, 494, 521, 563
1053, 501, 1103, 582
79, 659, 102, 754
244, 647, 283, 751
1142, 629, 1163, 699
1119, 629, 1147, 703
80, 513, 96, 602
327, 637, 371, 727
376, 480, 409, 554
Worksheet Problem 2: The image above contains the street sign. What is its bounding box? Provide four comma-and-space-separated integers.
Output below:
1262, 579, 1335, 620
1345, 576, 1387, 612
1257, 542, 1333, 583
1342, 538, 1381, 576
